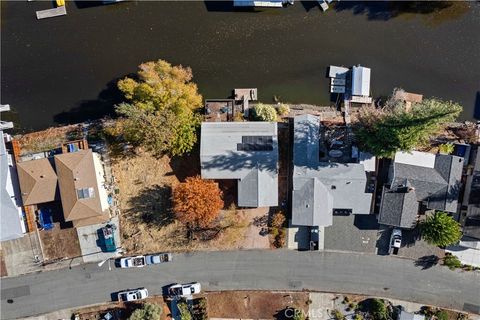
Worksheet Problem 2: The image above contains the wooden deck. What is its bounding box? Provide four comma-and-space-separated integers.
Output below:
234, 88, 257, 101
36, 6, 66, 20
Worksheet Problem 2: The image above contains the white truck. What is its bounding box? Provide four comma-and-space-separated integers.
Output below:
117, 288, 148, 302
389, 228, 402, 255
168, 282, 201, 298
118, 253, 172, 268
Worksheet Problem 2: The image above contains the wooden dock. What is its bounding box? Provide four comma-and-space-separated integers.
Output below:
36, 6, 66, 20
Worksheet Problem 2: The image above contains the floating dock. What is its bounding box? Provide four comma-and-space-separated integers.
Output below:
233, 0, 288, 7
36, 5, 66, 20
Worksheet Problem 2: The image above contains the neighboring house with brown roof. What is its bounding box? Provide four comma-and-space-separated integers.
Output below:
54, 149, 110, 228
17, 158, 58, 205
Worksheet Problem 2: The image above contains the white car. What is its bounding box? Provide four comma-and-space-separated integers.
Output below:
389, 228, 402, 255
118, 253, 173, 268
117, 288, 148, 301
168, 282, 201, 297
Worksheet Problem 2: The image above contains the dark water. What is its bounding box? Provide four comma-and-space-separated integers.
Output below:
1, 1, 480, 131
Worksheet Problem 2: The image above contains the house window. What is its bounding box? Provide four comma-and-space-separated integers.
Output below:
77, 187, 95, 200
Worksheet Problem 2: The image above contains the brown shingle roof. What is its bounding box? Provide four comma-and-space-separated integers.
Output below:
54, 150, 108, 226
17, 158, 58, 205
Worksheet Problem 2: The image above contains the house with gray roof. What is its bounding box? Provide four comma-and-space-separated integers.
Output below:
200, 122, 278, 207
379, 150, 463, 229
292, 115, 373, 227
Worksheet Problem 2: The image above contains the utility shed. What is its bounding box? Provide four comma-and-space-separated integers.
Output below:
1, 132, 24, 241
351, 66, 371, 97
200, 122, 278, 208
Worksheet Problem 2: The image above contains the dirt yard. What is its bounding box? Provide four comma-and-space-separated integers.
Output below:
205, 291, 310, 319
111, 150, 270, 254
16, 124, 82, 155
39, 223, 81, 261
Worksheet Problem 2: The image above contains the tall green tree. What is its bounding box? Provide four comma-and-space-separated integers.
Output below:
129, 303, 162, 320
355, 98, 462, 158
115, 59, 202, 157
421, 211, 462, 247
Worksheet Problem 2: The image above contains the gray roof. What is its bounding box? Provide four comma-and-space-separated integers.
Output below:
378, 186, 419, 229
292, 115, 372, 227
379, 151, 463, 228
1, 132, 24, 241
200, 122, 278, 207
292, 177, 333, 226
391, 153, 463, 212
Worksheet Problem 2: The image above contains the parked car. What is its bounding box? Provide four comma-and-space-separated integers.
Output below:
117, 288, 148, 302
168, 282, 201, 297
389, 228, 402, 255
118, 253, 172, 268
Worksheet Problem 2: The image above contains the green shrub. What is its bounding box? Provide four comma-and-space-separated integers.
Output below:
252, 103, 277, 122
178, 302, 192, 320
277, 104, 290, 116
330, 309, 346, 320
443, 253, 462, 270
421, 211, 462, 247
129, 303, 162, 320
438, 143, 454, 154
354, 315, 364, 320
436, 310, 448, 320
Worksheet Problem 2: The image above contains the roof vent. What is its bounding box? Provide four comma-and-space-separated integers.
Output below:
331, 185, 336, 190
346, 181, 351, 184
40, 175, 44, 179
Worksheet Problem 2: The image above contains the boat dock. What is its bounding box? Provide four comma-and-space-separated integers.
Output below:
36, 5, 66, 20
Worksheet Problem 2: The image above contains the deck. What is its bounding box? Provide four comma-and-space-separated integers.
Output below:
36, 6, 66, 20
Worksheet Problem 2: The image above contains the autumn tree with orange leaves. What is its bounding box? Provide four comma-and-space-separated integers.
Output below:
173, 176, 224, 229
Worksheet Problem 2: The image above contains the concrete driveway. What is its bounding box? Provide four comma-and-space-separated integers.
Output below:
1, 250, 479, 319
76, 216, 121, 263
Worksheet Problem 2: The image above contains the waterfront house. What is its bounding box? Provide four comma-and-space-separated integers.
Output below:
16, 148, 111, 228
378, 151, 463, 229
54, 149, 110, 227
200, 122, 278, 207
291, 114, 374, 228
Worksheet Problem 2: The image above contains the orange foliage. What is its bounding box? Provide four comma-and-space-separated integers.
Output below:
173, 176, 224, 228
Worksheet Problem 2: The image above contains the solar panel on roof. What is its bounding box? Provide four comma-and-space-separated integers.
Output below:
237, 135, 273, 151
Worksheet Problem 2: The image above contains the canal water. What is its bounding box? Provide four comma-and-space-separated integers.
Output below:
1, 1, 479, 131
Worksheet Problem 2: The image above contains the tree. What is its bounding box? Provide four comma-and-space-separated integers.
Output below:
116, 59, 202, 157
173, 176, 224, 229
129, 303, 163, 320
421, 211, 462, 247
368, 299, 389, 320
355, 98, 462, 158
252, 103, 277, 122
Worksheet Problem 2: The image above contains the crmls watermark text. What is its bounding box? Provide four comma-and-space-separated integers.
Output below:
284, 307, 329, 319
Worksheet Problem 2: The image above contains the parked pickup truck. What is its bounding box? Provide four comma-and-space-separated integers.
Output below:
168, 282, 201, 298
118, 253, 172, 268
117, 288, 148, 302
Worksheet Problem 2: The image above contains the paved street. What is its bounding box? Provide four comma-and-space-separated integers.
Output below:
1, 250, 479, 319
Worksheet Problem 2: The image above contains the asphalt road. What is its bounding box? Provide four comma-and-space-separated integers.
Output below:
1, 250, 479, 319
